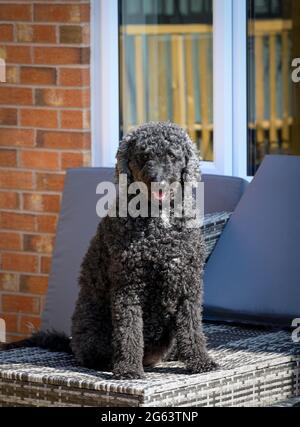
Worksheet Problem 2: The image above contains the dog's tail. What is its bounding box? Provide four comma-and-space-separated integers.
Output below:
0, 330, 72, 354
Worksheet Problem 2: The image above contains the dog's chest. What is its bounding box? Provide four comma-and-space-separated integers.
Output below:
125, 224, 193, 265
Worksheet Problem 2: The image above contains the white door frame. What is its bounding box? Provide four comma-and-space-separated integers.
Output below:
232, 0, 248, 179
91, 0, 119, 167
91, 0, 249, 178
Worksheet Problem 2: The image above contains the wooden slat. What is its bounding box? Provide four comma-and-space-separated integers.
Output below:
123, 20, 291, 36
148, 36, 159, 122
269, 34, 277, 144
253, 19, 292, 35
199, 36, 212, 161
119, 35, 132, 133
171, 34, 186, 126
282, 31, 290, 143
134, 35, 145, 124
255, 35, 265, 144
121, 24, 213, 36
158, 37, 168, 122
185, 36, 196, 143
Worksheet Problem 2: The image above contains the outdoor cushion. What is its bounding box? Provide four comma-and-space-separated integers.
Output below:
204, 155, 300, 327
42, 169, 247, 335
1, 324, 299, 407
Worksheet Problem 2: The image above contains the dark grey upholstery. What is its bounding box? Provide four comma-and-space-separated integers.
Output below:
42, 168, 247, 335
204, 155, 300, 327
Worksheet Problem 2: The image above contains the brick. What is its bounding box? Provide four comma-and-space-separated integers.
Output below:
16, 24, 56, 44
0, 232, 22, 251
0, 46, 5, 61
41, 256, 52, 274
59, 67, 90, 87
36, 173, 65, 192
19, 315, 41, 335
24, 234, 54, 254
6, 66, 19, 84
20, 275, 48, 295
0, 108, 18, 126
23, 193, 60, 213
37, 130, 90, 150
36, 215, 57, 234
0, 149, 17, 167
0, 212, 35, 232
61, 110, 90, 129
20, 67, 57, 85
61, 152, 84, 169
34, 4, 90, 23
0, 192, 19, 210
2, 253, 38, 274
0, 170, 33, 190
1, 314, 18, 333
0, 4, 32, 21
0, 273, 18, 292
3, 45, 32, 65
0, 128, 34, 148
0, 87, 33, 106
2, 295, 40, 314
35, 88, 90, 108
0, 24, 14, 42
82, 25, 90, 44
20, 109, 58, 128
60, 25, 83, 44
20, 150, 59, 171
34, 47, 89, 65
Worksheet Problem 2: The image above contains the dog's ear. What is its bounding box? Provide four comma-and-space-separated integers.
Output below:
181, 141, 201, 184
115, 136, 134, 185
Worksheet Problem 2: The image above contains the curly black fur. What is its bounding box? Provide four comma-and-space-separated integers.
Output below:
1, 122, 217, 379
0, 331, 71, 353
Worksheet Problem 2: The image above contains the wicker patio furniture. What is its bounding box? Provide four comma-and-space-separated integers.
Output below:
1, 166, 299, 407
0, 324, 299, 407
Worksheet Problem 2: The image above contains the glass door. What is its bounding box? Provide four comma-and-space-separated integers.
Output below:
247, 0, 300, 175
119, 0, 214, 163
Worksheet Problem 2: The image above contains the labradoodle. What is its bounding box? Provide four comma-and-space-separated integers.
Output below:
1, 122, 217, 379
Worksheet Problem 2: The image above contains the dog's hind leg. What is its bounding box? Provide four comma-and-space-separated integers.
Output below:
71, 296, 113, 371
143, 325, 175, 367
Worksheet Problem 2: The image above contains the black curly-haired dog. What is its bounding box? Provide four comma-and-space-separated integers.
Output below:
1, 122, 217, 379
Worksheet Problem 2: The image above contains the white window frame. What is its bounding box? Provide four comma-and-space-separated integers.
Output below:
91, 0, 249, 179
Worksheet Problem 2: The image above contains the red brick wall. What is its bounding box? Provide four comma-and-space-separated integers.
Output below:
0, 1, 91, 341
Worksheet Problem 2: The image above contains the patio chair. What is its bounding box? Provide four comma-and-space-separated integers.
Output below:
0, 164, 299, 407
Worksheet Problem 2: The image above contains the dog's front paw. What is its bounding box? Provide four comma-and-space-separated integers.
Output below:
186, 356, 218, 374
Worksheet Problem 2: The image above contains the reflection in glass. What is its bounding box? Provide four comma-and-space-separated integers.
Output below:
119, 0, 214, 161
247, 0, 300, 175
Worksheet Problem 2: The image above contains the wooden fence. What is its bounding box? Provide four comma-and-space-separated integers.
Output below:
120, 20, 292, 162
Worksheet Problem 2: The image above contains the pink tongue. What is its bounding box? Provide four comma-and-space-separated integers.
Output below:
152, 191, 166, 201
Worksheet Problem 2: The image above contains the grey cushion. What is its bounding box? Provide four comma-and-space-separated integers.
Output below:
42, 169, 247, 335
204, 155, 300, 327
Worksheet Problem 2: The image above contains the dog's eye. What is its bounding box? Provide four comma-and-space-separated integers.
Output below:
169, 152, 176, 160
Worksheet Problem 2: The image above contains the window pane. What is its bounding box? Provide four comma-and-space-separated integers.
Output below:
119, 0, 214, 161
247, 0, 300, 175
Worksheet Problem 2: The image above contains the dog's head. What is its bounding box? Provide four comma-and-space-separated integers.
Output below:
116, 122, 200, 200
